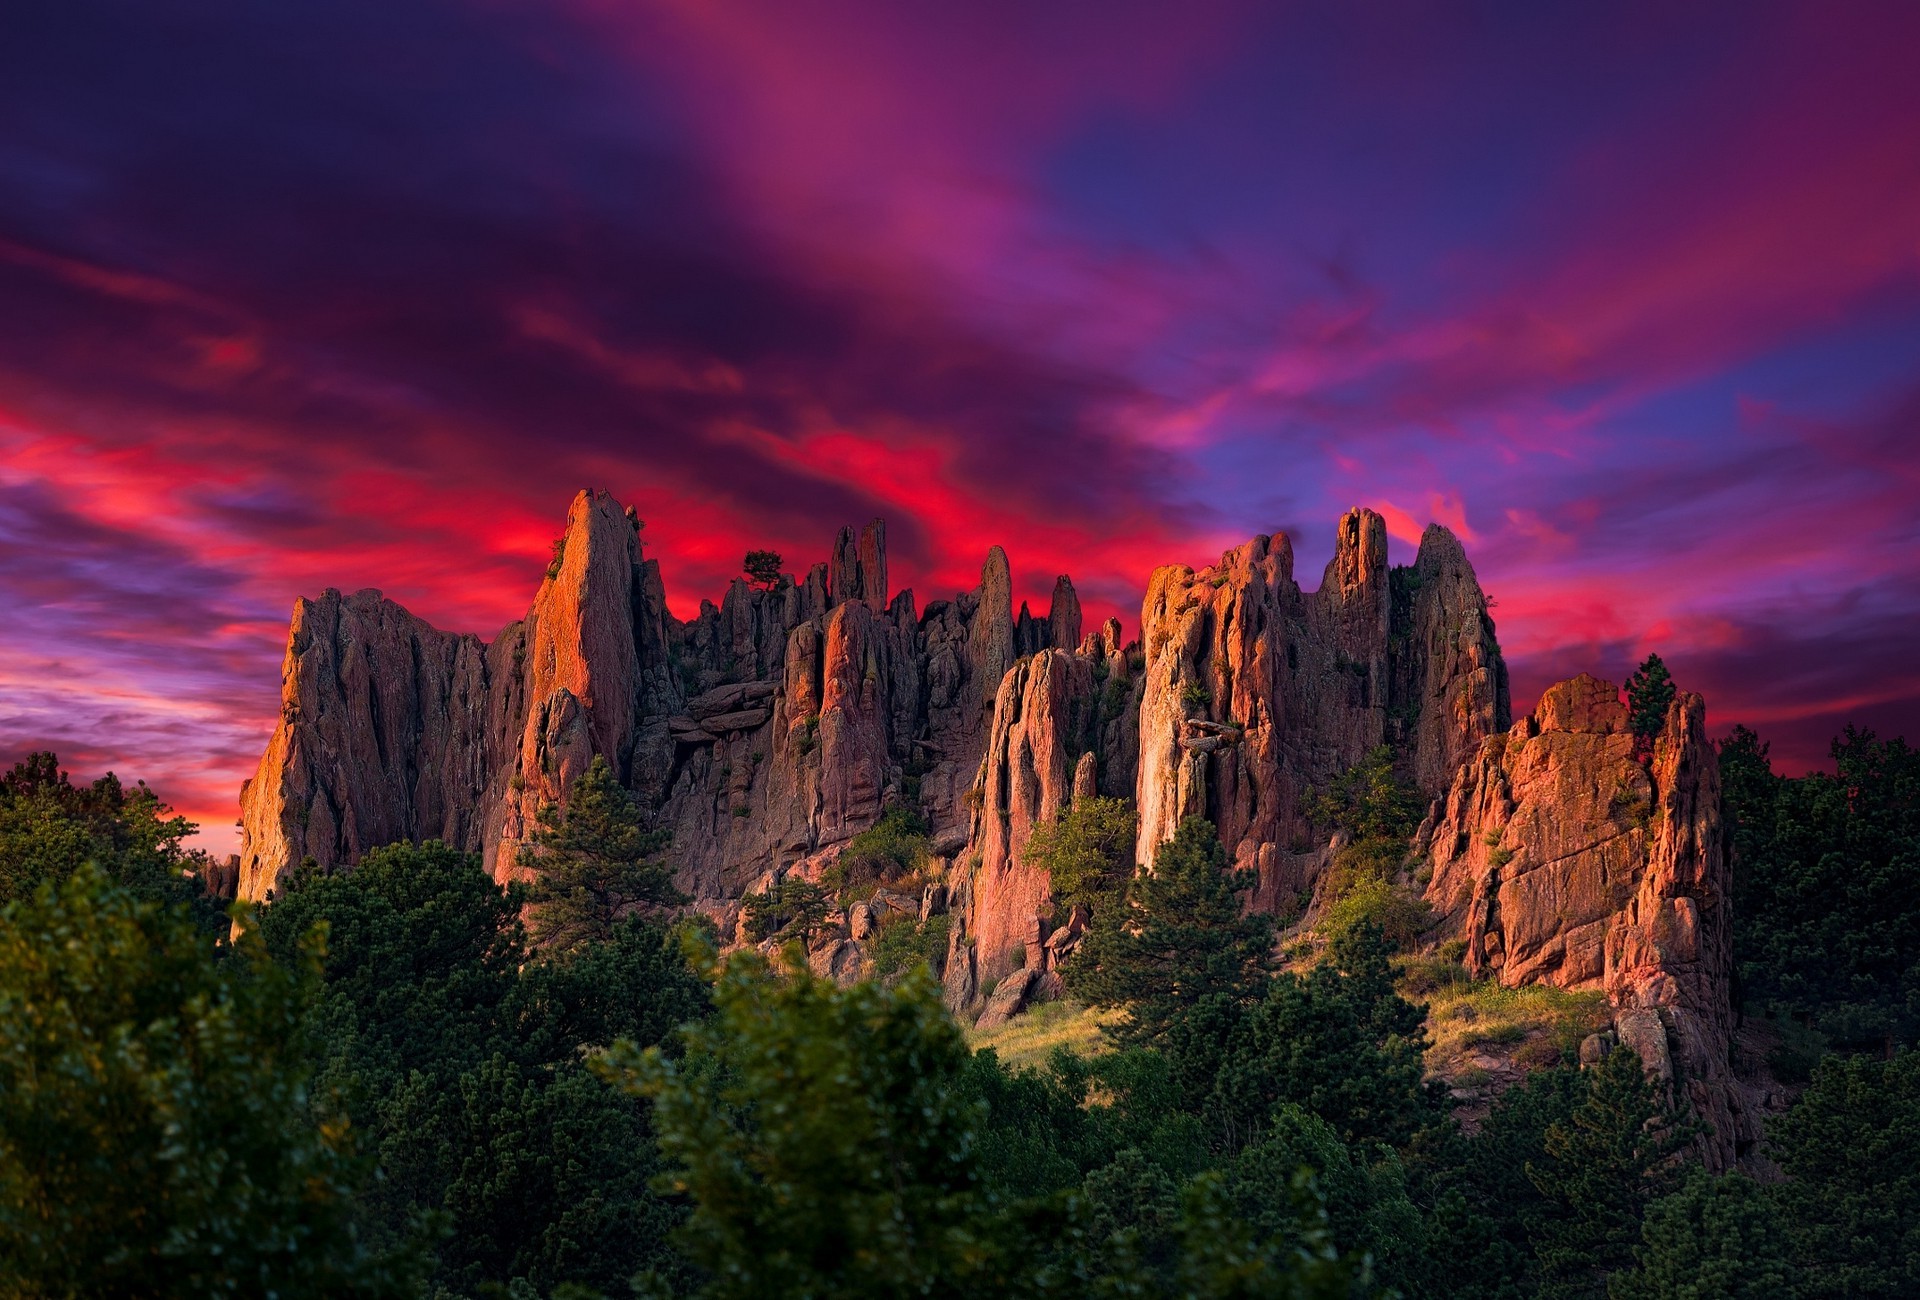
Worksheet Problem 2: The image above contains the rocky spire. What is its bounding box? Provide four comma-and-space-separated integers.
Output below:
968, 545, 1015, 702
1047, 574, 1082, 650
830, 518, 888, 608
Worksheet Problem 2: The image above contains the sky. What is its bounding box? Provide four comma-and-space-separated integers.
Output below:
3, 1, 1918, 856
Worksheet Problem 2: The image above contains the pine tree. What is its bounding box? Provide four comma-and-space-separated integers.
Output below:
520, 756, 682, 951
1524, 1044, 1691, 1298
1608, 1169, 1797, 1300
1065, 816, 1275, 1045
743, 549, 784, 591
1625, 654, 1677, 744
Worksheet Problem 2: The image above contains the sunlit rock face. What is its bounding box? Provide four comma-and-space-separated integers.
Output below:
1132, 510, 1509, 907
237, 491, 1077, 906
1421, 675, 1754, 1168
238, 490, 1746, 1160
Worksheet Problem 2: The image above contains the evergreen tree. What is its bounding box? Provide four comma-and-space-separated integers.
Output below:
1066, 817, 1276, 1045
1420, 1064, 1592, 1300
520, 755, 683, 951
1207, 925, 1440, 1152
1524, 1045, 1690, 1299
0, 750, 216, 924
260, 841, 704, 1294
600, 948, 1038, 1298
0, 866, 420, 1296
1624, 655, 1676, 744
741, 875, 834, 943
1769, 1050, 1920, 1299
1025, 794, 1137, 920
1723, 726, 1920, 1045
743, 549, 784, 591
1608, 1169, 1797, 1300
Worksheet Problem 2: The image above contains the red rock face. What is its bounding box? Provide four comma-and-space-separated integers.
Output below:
1133, 511, 1510, 899
966, 649, 1099, 984
1421, 675, 1753, 1167
237, 489, 1068, 905
237, 491, 1745, 1161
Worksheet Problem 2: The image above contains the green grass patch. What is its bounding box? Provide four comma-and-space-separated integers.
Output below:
967, 1000, 1119, 1074
1416, 969, 1609, 1075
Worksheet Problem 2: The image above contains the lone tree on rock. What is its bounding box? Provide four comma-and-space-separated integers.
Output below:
743, 550, 784, 592
519, 756, 682, 951
1626, 653, 1677, 745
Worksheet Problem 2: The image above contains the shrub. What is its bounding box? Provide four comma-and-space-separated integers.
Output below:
1179, 681, 1212, 711
1024, 796, 1136, 922
824, 804, 931, 897
867, 913, 951, 982
741, 877, 833, 944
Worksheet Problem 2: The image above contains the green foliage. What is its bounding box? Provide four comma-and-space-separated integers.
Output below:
1217, 1105, 1426, 1296
1319, 874, 1432, 951
1608, 1169, 1797, 1300
1171, 1170, 1375, 1300
1523, 1046, 1691, 1299
1723, 725, 1920, 1045
868, 912, 951, 981
824, 802, 931, 895
1207, 925, 1440, 1153
260, 841, 706, 1295
0, 751, 216, 924
743, 548, 785, 590
741, 876, 834, 944
600, 948, 1037, 1298
1181, 681, 1214, 711
1067, 817, 1276, 1046
1624, 654, 1676, 743
1026, 795, 1137, 920
519, 755, 683, 952
0, 866, 420, 1296
1768, 1049, 1920, 1299
1311, 746, 1423, 844
546, 535, 566, 580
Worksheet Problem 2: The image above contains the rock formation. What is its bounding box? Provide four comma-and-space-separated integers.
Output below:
238, 489, 1080, 908
1420, 674, 1753, 1167
237, 489, 1747, 1160
1133, 511, 1509, 909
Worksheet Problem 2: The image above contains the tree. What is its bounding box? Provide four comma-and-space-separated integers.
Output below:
520, 756, 683, 951
261, 841, 704, 1295
1207, 925, 1441, 1152
1608, 1168, 1797, 1300
598, 947, 1034, 1298
1624, 655, 1676, 744
1524, 1045, 1691, 1299
1025, 795, 1137, 921
740, 876, 834, 944
0, 866, 419, 1296
1723, 726, 1920, 1046
1066, 817, 1276, 1045
743, 549, 784, 591
1310, 745, 1422, 844
0, 751, 215, 922
1769, 1050, 1920, 1299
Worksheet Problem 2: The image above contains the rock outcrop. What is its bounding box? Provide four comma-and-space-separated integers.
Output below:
1134, 510, 1510, 907
238, 490, 1746, 1160
238, 489, 1082, 906
1421, 674, 1752, 1167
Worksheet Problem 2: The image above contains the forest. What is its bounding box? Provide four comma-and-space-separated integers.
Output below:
0, 725, 1915, 1300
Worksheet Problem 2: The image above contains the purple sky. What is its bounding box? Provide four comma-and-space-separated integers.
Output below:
3, 1, 1918, 853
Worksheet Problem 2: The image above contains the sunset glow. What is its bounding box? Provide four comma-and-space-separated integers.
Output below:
3, 1, 1918, 854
